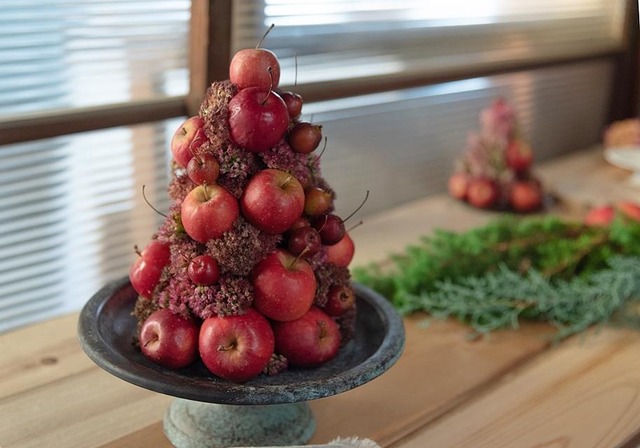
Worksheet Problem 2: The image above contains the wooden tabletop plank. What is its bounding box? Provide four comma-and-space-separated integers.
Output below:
396, 327, 640, 448
0, 313, 95, 400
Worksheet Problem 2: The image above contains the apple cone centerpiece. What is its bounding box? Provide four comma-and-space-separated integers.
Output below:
448, 98, 547, 213
78, 30, 405, 448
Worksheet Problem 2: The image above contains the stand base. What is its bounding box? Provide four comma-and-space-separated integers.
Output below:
163, 398, 316, 448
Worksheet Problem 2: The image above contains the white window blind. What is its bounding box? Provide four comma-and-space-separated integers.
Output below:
0, 1, 190, 333
232, 0, 625, 88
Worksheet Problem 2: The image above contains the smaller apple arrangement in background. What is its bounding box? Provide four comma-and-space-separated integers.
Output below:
129, 28, 360, 383
448, 98, 546, 213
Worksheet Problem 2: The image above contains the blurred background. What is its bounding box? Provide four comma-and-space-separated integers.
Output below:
0, 0, 637, 332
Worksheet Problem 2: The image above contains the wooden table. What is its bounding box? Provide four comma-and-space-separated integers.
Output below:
2, 147, 640, 448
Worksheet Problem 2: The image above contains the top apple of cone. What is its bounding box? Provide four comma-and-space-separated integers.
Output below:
448, 98, 545, 213
129, 42, 358, 383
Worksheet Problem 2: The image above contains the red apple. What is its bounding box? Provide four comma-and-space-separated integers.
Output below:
505, 139, 533, 174
171, 116, 207, 168
584, 205, 615, 226
448, 172, 470, 201
324, 285, 356, 317
139, 309, 199, 369
325, 232, 355, 267
199, 308, 274, 383
280, 91, 303, 119
467, 177, 500, 209
181, 184, 239, 243
618, 201, 640, 222
288, 122, 323, 154
129, 240, 170, 298
251, 249, 317, 322
229, 48, 281, 91
228, 88, 289, 153
241, 169, 305, 234
188, 254, 219, 285
272, 307, 340, 368
187, 153, 220, 185
509, 180, 543, 213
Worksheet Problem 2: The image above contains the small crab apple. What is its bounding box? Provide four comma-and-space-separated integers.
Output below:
251, 249, 317, 322
467, 177, 500, 209
272, 306, 341, 368
188, 254, 219, 285
241, 169, 305, 234
509, 180, 543, 213
129, 240, 170, 298
448, 172, 470, 201
280, 91, 303, 119
187, 153, 220, 185
199, 308, 275, 383
171, 116, 207, 168
228, 87, 289, 153
505, 139, 533, 174
288, 122, 323, 154
287, 226, 321, 258
181, 184, 239, 243
312, 214, 345, 246
229, 25, 281, 91
325, 232, 355, 267
584, 205, 615, 226
139, 309, 199, 369
304, 187, 333, 216
324, 284, 356, 317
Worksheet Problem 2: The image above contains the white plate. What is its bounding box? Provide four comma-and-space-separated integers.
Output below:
604, 146, 640, 186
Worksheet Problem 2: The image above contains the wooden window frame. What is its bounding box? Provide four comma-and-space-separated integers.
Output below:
0, 0, 637, 147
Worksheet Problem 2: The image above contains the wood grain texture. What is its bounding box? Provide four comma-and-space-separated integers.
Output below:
396, 328, 640, 448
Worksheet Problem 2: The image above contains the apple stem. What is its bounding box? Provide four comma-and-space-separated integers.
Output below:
289, 246, 309, 269
133, 244, 142, 257
142, 184, 168, 218
342, 190, 370, 223
347, 220, 364, 233
217, 341, 237, 352
294, 52, 298, 86
317, 320, 327, 339
260, 67, 274, 106
202, 184, 212, 201
256, 23, 275, 49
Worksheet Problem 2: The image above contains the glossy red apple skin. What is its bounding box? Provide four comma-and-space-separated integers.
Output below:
199, 308, 275, 383
139, 309, 200, 369
584, 205, 616, 226
448, 172, 470, 201
287, 226, 321, 258
272, 306, 340, 368
618, 201, 640, 222
467, 177, 500, 209
312, 214, 345, 246
241, 169, 305, 234
181, 184, 239, 243
229, 48, 281, 91
251, 249, 317, 322
228, 88, 289, 153
509, 180, 543, 213
325, 232, 355, 267
505, 139, 533, 174
129, 240, 171, 298
171, 116, 207, 168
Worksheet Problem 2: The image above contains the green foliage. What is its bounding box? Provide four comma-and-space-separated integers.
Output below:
353, 214, 640, 339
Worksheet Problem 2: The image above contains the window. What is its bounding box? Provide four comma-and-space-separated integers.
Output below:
0, 0, 635, 333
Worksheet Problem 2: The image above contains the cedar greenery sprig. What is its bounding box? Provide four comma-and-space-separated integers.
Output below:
353, 213, 640, 339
